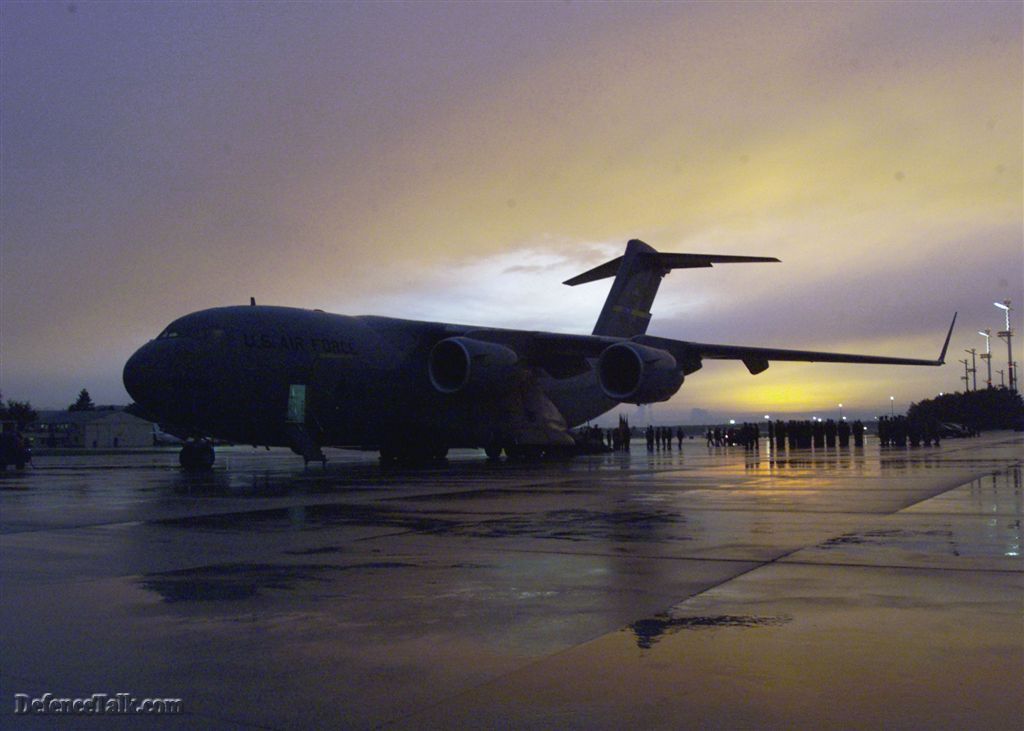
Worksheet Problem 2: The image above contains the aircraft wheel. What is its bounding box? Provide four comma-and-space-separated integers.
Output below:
507, 445, 543, 461
180, 442, 215, 471
544, 446, 574, 461
399, 447, 432, 466
179, 443, 194, 468
196, 443, 215, 469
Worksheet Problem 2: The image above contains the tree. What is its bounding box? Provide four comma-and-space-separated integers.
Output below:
907, 387, 1024, 432
69, 388, 96, 412
4, 400, 37, 430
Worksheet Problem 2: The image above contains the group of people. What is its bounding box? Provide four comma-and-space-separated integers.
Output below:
704, 423, 761, 448
576, 416, 634, 453
607, 415, 633, 451
580, 413, 956, 455
876, 415, 943, 447
644, 425, 684, 450
765, 419, 865, 450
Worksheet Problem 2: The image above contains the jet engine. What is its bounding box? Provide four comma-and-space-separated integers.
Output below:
428, 337, 519, 394
598, 342, 684, 404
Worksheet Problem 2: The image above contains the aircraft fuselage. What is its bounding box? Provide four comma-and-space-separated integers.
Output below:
123, 305, 613, 452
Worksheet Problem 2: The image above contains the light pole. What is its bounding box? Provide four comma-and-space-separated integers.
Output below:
964, 348, 977, 392
996, 369, 1005, 387
959, 358, 970, 391
889, 395, 894, 417
994, 301, 1016, 392
978, 329, 992, 388
838, 403, 844, 421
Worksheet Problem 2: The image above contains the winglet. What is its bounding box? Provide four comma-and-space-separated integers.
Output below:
937, 312, 957, 364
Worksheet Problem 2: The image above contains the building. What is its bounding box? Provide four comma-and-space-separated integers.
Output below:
29, 409, 155, 448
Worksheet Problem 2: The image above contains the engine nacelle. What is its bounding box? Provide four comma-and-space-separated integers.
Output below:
598, 342, 684, 404
428, 337, 519, 394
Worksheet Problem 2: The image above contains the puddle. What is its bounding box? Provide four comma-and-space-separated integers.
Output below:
139, 561, 418, 602
455, 508, 685, 542
628, 614, 792, 649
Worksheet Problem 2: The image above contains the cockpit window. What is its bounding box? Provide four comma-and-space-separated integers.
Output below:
156, 321, 228, 341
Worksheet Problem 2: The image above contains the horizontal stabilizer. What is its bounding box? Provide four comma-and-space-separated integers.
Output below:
564, 244, 779, 286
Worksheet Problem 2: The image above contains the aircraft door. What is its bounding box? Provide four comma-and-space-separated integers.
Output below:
307, 357, 342, 441
307, 353, 368, 445
286, 384, 307, 424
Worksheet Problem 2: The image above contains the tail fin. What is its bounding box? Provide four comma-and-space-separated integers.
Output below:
564, 239, 779, 337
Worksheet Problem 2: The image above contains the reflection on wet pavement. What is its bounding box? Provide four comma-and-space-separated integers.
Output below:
140, 561, 421, 602
787, 463, 1023, 571
1, 434, 1020, 728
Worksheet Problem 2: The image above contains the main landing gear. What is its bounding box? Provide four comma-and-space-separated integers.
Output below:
179, 440, 215, 470
379, 443, 449, 466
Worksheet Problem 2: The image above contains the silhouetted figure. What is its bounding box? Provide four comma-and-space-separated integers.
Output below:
908, 419, 921, 447
812, 420, 825, 449
837, 419, 850, 448
618, 415, 631, 451
824, 419, 837, 448
852, 420, 864, 447
893, 416, 907, 447
646, 425, 655, 451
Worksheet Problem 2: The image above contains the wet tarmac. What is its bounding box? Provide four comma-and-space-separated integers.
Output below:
1, 434, 1021, 728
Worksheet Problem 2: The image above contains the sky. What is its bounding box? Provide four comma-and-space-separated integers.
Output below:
1, 1, 1021, 423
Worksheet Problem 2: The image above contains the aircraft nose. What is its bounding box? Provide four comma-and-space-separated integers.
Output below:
123, 335, 213, 426
123, 342, 158, 408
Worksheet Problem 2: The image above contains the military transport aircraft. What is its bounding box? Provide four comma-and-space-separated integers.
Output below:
123, 239, 955, 468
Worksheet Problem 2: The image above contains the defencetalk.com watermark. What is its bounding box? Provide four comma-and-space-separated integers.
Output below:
14, 692, 183, 716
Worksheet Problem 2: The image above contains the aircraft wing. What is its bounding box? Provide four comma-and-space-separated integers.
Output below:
636, 312, 956, 375
466, 312, 954, 378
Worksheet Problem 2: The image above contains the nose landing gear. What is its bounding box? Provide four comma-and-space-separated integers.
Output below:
179, 440, 215, 470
